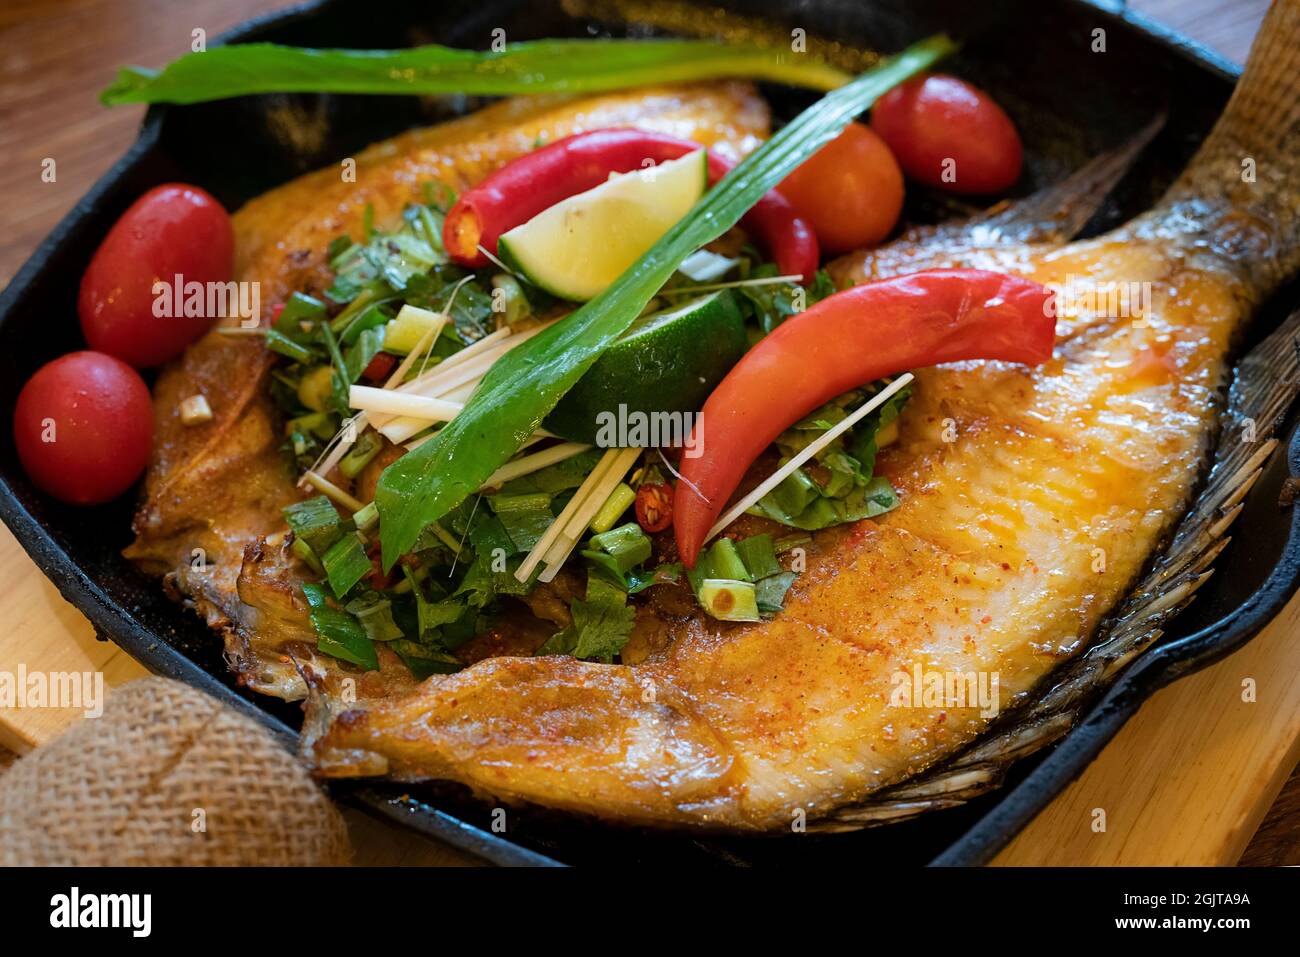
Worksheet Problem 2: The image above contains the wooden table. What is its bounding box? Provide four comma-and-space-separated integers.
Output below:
1, 0, 1294, 867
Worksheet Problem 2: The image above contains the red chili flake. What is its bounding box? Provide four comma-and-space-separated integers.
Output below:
635, 482, 673, 533
362, 351, 398, 383
366, 542, 398, 590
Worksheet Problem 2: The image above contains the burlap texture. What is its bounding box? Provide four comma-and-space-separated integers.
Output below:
0, 676, 350, 866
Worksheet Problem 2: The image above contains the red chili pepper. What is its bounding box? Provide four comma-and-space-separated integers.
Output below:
673, 268, 1057, 566
361, 351, 398, 383
635, 482, 673, 533
443, 128, 819, 281
269, 302, 285, 326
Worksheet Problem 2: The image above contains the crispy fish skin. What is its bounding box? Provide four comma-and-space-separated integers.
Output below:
309, 4, 1300, 827
124, 83, 771, 699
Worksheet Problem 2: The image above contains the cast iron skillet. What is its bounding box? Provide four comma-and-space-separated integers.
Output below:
1, 0, 1296, 866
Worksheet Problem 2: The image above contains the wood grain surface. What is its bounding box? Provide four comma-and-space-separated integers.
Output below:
0, 0, 1292, 867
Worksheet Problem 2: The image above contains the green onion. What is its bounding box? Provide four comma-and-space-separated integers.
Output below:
588, 522, 652, 575
755, 571, 798, 615
706, 538, 751, 582
390, 640, 461, 678
589, 482, 635, 534
100, 39, 853, 106
339, 430, 382, 479
489, 491, 552, 514
353, 500, 379, 533
375, 34, 955, 569
697, 579, 760, 622
302, 583, 378, 670
345, 594, 404, 642
339, 303, 392, 347
318, 320, 352, 416
735, 533, 781, 580
322, 532, 372, 598
290, 536, 324, 575
286, 411, 336, 441
264, 328, 316, 364
284, 495, 343, 556
277, 292, 327, 336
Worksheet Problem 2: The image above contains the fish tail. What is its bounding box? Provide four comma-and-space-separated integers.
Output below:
1149, 0, 1300, 296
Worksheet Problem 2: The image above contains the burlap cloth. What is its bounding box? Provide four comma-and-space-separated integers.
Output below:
0, 676, 351, 865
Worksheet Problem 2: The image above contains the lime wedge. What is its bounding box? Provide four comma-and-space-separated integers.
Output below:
544, 290, 746, 444
497, 149, 709, 302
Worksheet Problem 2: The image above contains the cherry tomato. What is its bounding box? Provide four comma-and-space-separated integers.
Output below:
78, 183, 234, 368
871, 74, 1023, 194
778, 122, 905, 253
13, 352, 154, 505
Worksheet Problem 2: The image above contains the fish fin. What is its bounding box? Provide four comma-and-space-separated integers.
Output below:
1145, 0, 1300, 296
968, 113, 1164, 245
810, 304, 1300, 833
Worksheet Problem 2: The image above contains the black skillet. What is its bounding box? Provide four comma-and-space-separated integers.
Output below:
1, 0, 1295, 866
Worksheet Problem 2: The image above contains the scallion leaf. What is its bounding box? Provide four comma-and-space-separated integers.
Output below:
101, 39, 853, 106
302, 583, 378, 670
284, 495, 343, 556
323, 532, 372, 598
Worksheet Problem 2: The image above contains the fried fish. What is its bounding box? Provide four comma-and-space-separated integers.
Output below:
130, 3, 1300, 830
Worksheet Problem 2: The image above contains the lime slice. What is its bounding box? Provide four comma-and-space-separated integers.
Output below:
544, 290, 746, 444
497, 149, 708, 301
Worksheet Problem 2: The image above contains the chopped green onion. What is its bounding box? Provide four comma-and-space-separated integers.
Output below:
284, 495, 343, 556
345, 593, 404, 641
339, 303, 392, 346
706, 538, 751, 582
264, 328, 316, 364
286, 411, 336, 442
353, 500, 379, 533
339, 430, 382, 479
589, 482, 635, 534
490, 491, 552, 514
323, 532, 372, 598
588, 522, 652, 574
290, 536, 324, 575
755, 572, 798, 616
735, 533, 781, 580
302, 583, 378, 670
277, 292, 328, 335
697, 579, 760, 622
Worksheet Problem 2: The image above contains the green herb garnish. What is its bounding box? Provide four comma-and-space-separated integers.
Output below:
375, 34, 956, 568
